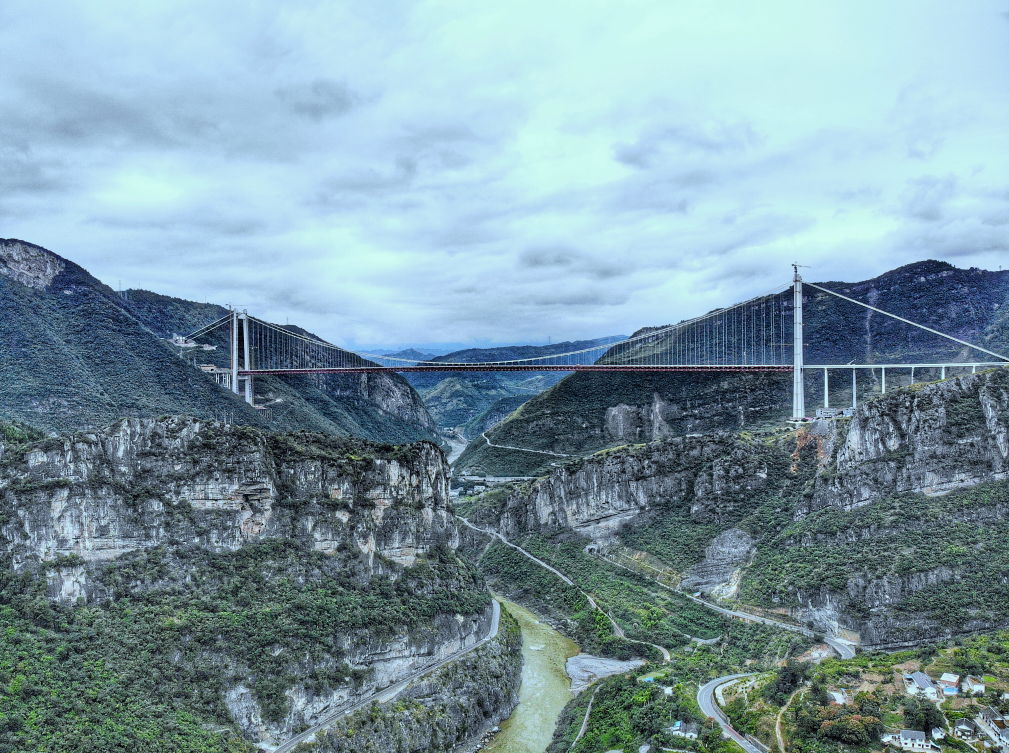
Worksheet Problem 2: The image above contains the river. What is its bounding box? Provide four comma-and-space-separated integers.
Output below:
481, 599, 580, 753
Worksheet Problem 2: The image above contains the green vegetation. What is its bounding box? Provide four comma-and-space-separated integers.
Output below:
546, 673, 725, 753
740, 477, 1009, 628
765, 659, 810, 705
0, 540, 489, 753
547, 619, 813, 753
519, 534, 728, 641
478, 540, 646, 659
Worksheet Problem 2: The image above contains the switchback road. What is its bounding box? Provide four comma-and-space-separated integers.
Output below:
697, 673, 763, 753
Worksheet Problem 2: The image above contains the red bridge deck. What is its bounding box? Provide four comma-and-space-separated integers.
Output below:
240, 364, 794, 375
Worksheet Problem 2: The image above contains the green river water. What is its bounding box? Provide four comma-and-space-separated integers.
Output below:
482, 599, 580, 753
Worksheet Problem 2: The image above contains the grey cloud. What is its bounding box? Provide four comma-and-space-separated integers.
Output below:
518, 247, 632, 281
519, 247, 579, 268
277, 79, 359, 120
0, 2, 1006, 348
614, 120, 760, 169
902, 175, 957, 222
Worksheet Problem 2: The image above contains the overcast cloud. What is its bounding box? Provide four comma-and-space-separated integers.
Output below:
1, 1, 1008, 349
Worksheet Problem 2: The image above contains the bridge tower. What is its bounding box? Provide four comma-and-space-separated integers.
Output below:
231, 309, 239, 395
228, 309, 254, 405
792, 264, 805, 419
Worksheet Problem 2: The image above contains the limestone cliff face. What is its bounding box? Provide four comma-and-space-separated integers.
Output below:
806, 369, 1009, 515
755, 369, 1009, 646
0, 416, 455, 580
0, 238, 64, 289
308, 608, 522, 753
317, 370, 438, 432
228, 606, 495, 744
0, 417, 502, 743
469, 434, 774, 541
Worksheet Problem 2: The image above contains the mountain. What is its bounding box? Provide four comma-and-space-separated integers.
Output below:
403, 336, 627, 436
0, 416, 519, 751
461, 365, 1009, 648
0, 239, 438, 444
378, 347, 441, 362
456, 260, 1009, 476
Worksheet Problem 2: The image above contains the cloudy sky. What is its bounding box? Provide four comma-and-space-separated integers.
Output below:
2, 1, 1008, 350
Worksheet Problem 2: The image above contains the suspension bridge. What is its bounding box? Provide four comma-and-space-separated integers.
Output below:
183, 266, 1008, 420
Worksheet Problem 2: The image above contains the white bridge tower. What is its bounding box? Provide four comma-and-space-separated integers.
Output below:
792, 264, 805, 419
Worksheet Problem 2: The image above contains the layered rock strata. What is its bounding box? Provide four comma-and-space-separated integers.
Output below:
469, 433, 774, 541
0, 416, 505, 743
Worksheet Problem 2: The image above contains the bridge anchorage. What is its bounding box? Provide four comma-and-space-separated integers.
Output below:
182, 267, 1008, 420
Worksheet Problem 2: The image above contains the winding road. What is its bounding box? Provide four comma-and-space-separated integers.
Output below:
481, 431, 571, 457
271, 600, 501, 753
697, 673, 764, 753
600, 553, 856, 660
459, 517, 671, 662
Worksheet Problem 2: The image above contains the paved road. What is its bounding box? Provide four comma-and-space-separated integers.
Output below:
697, 673, 764, 753
459, 517, 671, 662
601, 554, 856, 660
568, 684, 603, 753
481, 431, 571, 457
271, 599, 501, 753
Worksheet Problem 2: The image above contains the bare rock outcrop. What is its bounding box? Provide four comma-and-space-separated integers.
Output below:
807, 369, 1009, 515
0, 238, 64, 289
469, 433, 775, 541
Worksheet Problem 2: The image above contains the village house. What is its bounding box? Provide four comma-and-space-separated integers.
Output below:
979, 706, 1009, 748
964, 676, 986, 696
938, 673, 960, 695
668, 721, 699, 740
980, 707, 1003, 727
829, 689, 851, 705
884, 730, 940, 751
931, 727, 945, 741
954, 719, 979, 739
904, 672, 940, 702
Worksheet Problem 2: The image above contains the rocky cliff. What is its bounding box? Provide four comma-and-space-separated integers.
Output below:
741, 369, 1009, 646
305, 607, 523, 753
0, 417, 502, 746
464, 368, 1009, 648
1, 416, 455, 580
806, 368, 1009, 514
466, 433, 780, 542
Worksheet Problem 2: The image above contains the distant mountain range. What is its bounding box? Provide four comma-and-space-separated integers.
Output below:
402, 336, 627, 436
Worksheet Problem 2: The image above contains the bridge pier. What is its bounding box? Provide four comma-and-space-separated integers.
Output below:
851, 368, 856, 408
881, 367, 886, 394
823, 368, 828, 408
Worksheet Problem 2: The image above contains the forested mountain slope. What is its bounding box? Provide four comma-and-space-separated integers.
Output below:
457, 260, 1009, 476
0, 239, 263, 434
0, 238, 438, 444
463, 366, 1009, 647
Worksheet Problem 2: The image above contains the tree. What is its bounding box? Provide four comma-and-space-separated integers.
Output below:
904, 697, 945, 732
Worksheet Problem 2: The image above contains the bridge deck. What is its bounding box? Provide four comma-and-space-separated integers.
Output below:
239, 364, 794, 375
